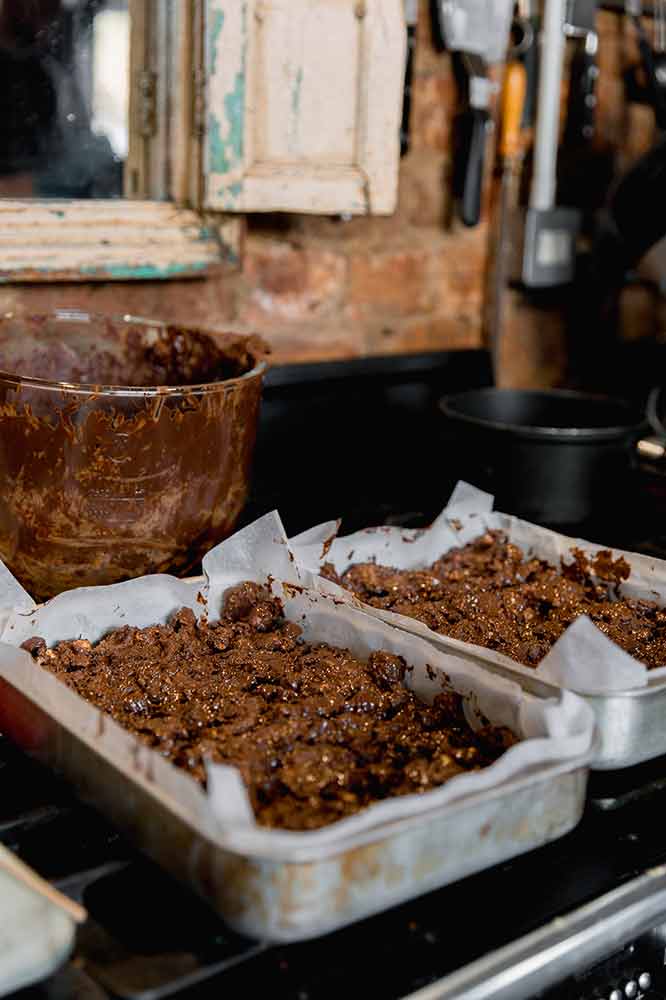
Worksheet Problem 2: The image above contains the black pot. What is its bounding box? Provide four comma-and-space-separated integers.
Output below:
439, 388, 648, 527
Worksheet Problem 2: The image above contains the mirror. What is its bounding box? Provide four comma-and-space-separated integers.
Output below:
0, 0, 129, 199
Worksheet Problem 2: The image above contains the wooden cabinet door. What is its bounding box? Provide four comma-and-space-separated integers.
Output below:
204, 0, 405, 215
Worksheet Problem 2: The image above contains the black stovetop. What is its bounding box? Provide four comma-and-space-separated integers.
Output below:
7, 737, 666, 1000
8, 350, 666, 1000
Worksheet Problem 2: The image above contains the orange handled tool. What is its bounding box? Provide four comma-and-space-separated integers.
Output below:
485, 58, 528, 381
498, 59, 528, 163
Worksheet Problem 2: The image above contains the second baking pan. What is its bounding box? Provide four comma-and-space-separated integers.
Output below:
292, 482, 666, 770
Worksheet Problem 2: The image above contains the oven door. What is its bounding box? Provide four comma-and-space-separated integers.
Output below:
407, 867, 666, 1000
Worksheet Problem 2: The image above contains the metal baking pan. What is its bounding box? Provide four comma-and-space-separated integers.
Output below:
0, 675, 588, 942
583, 681, 666, 769
296, 599, 666, 772
445, 651, 666, 771
366, 629, 666, 772
293, 486, 666, 773
0, 512, 594, 944
0, 602, 593, 947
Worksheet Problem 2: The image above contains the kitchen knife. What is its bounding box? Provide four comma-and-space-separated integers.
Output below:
558, 0, 612, 224
563, 21, 598, 148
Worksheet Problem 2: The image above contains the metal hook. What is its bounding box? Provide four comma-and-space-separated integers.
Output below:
509, 16, 534, 58
656, 0, 666, 52
646, 384, 666, 437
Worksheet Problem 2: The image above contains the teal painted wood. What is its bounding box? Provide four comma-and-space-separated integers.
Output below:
0, 201, 227, 283
204, 0, 406, 216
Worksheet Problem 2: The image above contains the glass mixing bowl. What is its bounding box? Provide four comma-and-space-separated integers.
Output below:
0, 311, 267, 600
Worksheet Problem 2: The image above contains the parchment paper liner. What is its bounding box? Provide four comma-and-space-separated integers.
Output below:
291, 481, 666, 696
0, 509, 593, 861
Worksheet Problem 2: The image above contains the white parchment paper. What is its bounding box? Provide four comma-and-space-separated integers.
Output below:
0, 511, 593, 861
292, 482, 666, 696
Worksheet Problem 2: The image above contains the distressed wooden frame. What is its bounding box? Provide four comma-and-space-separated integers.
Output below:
203, 0, 406, 215
0, 0, 237, 283
0, 200, 226, 282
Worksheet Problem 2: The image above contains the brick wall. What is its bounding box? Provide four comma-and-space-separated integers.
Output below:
0, 4, 659, 385
0, 2, 490, 369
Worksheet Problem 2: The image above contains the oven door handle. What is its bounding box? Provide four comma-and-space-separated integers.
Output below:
412, 865, 666, 1000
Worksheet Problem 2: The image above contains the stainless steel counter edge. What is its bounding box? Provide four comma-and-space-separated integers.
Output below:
403, 864, 666, 1000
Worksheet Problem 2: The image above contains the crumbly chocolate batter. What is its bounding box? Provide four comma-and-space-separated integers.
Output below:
323, 531, 666, 669
21, 582, 513, 831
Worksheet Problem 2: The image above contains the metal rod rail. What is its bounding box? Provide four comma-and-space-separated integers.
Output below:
404, 865, 666, 1000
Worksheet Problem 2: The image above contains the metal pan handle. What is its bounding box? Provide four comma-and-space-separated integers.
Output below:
637, 386, 666, 463
637, 436, 666, 462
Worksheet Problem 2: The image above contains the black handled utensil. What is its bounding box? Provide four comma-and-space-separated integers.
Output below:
453, 54, 492, 227
435, 0, 514, 227
559, 0, 614, 224
563, 36, 598, 147
400, 0, 418, 157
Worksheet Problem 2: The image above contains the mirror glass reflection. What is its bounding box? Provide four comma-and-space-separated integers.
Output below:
0, 0, 129, 199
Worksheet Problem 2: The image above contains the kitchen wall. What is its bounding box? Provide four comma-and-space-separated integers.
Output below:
594, 9, 666, 345
0, 3, 659, 384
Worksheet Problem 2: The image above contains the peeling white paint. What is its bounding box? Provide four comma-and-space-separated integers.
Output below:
204, 0, 406, 215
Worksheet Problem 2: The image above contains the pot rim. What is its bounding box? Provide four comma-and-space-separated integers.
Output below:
0, 310, 268, 397
439, 388, 648, 443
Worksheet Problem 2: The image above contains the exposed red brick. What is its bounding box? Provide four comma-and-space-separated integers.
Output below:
410, 74, 456, 153
238, 239, 346, 326
497, 292, 567, 389
625, 103, 656, 162
348, 247, 434, 316
619, 284, 658, 343
397, 152, 451, 228
0, 0, 650, 389
258, 324, 366, 365
413, 0, 447, 77
429, 234, 486, 323
365, 314, 480, 356
0, 277, 237, 330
